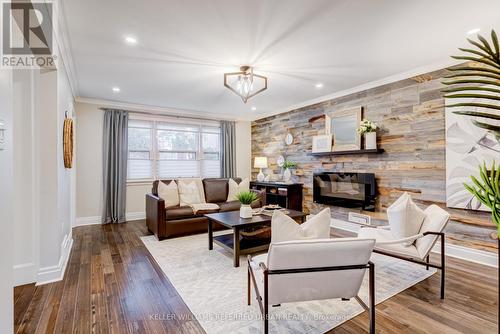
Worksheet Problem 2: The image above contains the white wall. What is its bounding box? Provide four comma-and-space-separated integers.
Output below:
12, 70, 37, 284
10, 0, 76, 286
235, 121, 251, 179
75, 102, 103, 220
0, 69, 14, 334
75, 101, 252, 223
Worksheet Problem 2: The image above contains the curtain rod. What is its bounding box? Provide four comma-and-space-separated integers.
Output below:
99, 107, 237, 123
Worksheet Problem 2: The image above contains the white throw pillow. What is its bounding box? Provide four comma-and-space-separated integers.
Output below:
178, 181, 202, 206
227, 178, 250, 201
271, 208, 331, 244
157, 180, 179, 208
387, 192, 426, 244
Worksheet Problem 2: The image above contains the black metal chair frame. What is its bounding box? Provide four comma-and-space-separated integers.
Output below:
372, 231, 446, 299
247, 255, 376, 334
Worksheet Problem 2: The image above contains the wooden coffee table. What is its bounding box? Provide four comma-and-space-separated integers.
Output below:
205, 210, 305, 267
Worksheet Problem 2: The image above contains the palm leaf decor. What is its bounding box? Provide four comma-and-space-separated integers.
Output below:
442, 29, 500, 141
463, 162, 500, 238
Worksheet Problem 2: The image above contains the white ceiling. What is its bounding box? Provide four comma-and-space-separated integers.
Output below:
63, 0, 500, 120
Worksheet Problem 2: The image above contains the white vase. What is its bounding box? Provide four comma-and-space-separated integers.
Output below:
365, 132, 377, 150
283, 168, 292, 182
240, 204, 252, 218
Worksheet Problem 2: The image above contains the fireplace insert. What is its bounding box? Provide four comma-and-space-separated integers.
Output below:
313, 172, 376, 211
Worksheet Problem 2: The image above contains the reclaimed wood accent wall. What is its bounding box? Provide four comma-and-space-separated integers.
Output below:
251, 67, 497, 252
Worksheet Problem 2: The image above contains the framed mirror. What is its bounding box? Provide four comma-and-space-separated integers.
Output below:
325, 106, 362, 151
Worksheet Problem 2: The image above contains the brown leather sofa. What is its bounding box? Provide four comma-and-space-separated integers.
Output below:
146, 178, 265, 240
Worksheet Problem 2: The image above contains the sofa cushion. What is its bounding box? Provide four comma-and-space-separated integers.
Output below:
178, 178, 206, 203
219, 200, 241, 212
227, 178, 250, 201
178, 179, 204, 205
152, 179, 175, 196
203, 178, 229, 203
165, 206, 195, 220
157, 180, 179, 207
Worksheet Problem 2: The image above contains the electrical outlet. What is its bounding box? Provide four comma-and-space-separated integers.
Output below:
348, 212, 371, 225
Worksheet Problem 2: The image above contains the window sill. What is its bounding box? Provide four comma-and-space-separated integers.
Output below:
127, 180, 154, 186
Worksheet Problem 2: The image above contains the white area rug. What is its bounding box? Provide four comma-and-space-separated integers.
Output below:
141, 232, 436, 334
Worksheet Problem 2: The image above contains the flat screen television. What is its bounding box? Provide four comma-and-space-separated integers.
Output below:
313, 172, 376, 211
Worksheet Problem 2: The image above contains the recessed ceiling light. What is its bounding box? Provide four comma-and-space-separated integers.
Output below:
251, 107, 257, 111
315, 83, 324, 89
112, 87, 121, 93
125, 36, 137, 45
467, 28, 481, 35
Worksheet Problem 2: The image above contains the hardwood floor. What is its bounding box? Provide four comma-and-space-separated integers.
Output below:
14, 220, 498, 333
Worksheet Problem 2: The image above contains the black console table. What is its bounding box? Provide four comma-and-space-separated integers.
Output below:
250, 181, 303, 212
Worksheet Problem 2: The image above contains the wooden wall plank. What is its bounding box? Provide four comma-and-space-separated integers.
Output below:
251, 67, 496, 252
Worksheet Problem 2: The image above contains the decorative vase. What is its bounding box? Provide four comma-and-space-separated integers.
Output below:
283, 168, 292, 182
240, 204, 253, 218
257, 169, 265, 182
365, 132, 377, 150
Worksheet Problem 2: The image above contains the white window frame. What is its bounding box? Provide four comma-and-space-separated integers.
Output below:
127, 114, 221, 183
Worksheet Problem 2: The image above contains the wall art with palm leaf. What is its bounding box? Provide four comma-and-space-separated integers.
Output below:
443, 30, 500, 211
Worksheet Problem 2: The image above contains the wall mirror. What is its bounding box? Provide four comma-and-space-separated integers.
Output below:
325, 106, 362, 151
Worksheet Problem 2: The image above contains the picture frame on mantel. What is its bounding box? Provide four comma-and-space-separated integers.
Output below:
312, 134, 332, 153
325, 106, 362, 151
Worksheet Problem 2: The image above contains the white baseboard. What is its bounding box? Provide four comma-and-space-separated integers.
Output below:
36, 232, 74, 286
74, 215, 101, 227
75, 212, 146, 227
13, 263, 37, 286
331, 219, 498, 268
126, 212, 146, 221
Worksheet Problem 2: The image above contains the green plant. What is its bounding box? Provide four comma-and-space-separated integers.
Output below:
356, 119, 378, 135
442, 29, 500, 141
235, 191, 258, 205
282, 160, 297, 169
463, 161, 500, 237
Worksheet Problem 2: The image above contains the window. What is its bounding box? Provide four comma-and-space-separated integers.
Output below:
127, 116, 221, 181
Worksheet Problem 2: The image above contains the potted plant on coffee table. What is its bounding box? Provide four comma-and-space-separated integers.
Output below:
236, 191, 258, 218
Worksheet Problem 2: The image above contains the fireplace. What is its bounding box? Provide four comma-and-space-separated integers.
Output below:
313, 172, 376, 211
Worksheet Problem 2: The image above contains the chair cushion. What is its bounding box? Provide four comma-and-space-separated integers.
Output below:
415, 205, 450, 258
157, 180, 179, 207
178, 179, 203, 205
387, 192, 426, 244
219, 200, 241, 212
227, 178, 250, 201
203, 179, 229, 203
271, 208, 331, 244
264, 238, 375, 304
358, 227, 421, 259
165, 206, 195, 220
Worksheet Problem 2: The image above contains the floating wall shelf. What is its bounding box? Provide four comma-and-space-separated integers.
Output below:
308, 148, 385, 157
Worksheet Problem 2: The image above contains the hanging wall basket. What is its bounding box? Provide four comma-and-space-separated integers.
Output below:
63, 115, 73, 168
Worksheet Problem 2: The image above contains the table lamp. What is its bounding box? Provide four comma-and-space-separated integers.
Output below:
254, 157, 268, 182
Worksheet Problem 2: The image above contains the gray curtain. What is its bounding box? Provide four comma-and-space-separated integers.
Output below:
220, 120, 236, 178
102, 109, 129, 223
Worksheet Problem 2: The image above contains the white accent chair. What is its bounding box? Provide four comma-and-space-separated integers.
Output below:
247, 238, 376, 334
358, 204, 450, 299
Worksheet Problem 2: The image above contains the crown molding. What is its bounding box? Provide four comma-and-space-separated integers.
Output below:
52, 0, 80, 97
251, 59, 462, 121
75, 97, 250, 121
